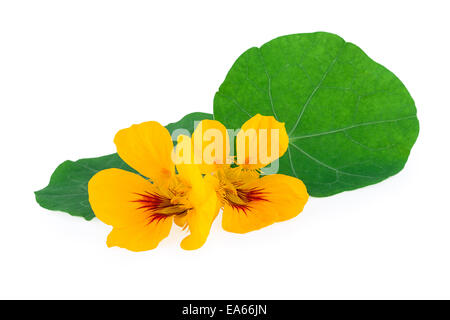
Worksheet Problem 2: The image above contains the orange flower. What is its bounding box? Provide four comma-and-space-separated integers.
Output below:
88, 121, 217, 251
178, 114, 309, 233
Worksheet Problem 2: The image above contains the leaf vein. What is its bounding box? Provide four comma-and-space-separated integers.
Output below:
289, 142, 377, 179
289, 42, 347, 135
290, 115, 416, 140
216, 92, 252, 118
257, 49, 278, 120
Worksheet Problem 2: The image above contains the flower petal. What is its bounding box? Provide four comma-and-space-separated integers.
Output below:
88, 168, 152, 227
114, 121, 175, 184
88, 168, 173, 250
172, 135, 194, 167
191, 119, 230, 173
180, 201, 217, 250
222, 174, 308, 233
177, 163, 219, 250
236, 114, 289, 169
174, 215, 187, 228
106, 218, 173, 252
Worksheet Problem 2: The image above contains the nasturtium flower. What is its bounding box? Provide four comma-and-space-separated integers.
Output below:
179, 114, 309, 234
88, 121, 217, 251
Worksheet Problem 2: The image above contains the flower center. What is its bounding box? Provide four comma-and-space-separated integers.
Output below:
132, 179, 193, 224
216, 167, 268, 214
222, 186, 268, 214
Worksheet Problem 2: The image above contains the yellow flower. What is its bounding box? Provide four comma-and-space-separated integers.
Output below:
236, 114, 290, 170
184, 114, 309, 233
88, 121, 217, 251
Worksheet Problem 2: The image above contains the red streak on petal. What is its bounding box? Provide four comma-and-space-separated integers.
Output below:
226, 187, 269, 215
131, 191, 187, 225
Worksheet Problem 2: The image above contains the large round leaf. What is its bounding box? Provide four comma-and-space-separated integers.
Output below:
214, 32, 419, 197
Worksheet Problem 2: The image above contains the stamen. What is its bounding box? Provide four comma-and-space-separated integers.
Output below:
225, 187, 268, 215
132, 191, 189, 225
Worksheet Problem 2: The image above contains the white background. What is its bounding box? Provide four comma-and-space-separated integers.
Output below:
1, 0, 449, 299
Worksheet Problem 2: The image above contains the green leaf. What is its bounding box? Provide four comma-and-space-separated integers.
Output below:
214, 32, 419, 197
35, 112, 213, 220
35, 154, 135, 220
